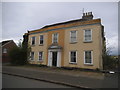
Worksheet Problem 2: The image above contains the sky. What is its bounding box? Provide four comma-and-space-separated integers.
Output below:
1, 1, 119, 55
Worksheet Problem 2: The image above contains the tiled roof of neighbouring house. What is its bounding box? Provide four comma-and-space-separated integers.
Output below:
0, 40, 13, 46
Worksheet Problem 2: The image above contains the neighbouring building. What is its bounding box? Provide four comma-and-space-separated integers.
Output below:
24, 12, 105, 70
0, 40, 17, 63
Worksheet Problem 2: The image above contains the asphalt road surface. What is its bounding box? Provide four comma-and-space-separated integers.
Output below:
2, 74, 74, 88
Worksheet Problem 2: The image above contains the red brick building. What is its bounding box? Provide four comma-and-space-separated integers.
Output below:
0, 40, 17, 63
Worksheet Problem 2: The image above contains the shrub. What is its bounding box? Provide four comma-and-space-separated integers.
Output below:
9, 40, 30, 65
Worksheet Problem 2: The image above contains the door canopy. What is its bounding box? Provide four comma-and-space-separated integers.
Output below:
48, 44, 62, 50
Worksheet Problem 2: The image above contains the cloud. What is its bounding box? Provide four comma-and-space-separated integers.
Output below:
106, 35, 118, 55
2, 2, 118, 55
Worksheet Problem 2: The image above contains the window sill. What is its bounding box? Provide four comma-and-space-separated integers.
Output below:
52, 42, 58, 44
84, 63, 93, 66
39, 44, 44, 46
69, 42, 77, 44
37, 60, 43, 62
83, 41, 92, 43
69, 62, 77, 65
31, 45, 35, 47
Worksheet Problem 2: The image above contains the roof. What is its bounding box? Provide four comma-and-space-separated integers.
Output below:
28, 18, 101, 34
27, 12, 102, 34
0, 40, 13, 46
41, 19, 87, 29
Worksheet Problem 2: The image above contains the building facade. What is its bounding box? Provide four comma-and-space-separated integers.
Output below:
0, 40, 17, 63
24, 12, 105, 70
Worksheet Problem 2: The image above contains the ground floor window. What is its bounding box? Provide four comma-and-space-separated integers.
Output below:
38, 51, 43, 61
70, 51, 77, 63
30, 52, 34, 60
84, 51, 93, 64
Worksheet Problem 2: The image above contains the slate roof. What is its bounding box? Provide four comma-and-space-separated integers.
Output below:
0, 40, 13, 46
41, 19, 87, 29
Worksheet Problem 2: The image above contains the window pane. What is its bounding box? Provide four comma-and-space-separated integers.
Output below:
73, 52, 76, 56
71, 31, 76, 37
86, 59, 91, 63
3, 48, 7, 53
31, 52, 34, 60
85, 30, 90, 35
70, 51, 76, 63
73, 57, 76, 62
40, 40, 43, 44
85, 51, 92, 64
70, 31, 76, 42
39, 52, 43, 60
84, 30, 91, 41
53, 33, 58, 43
40, 35, 44, 44
71, 37, 76, 41
32, 37, 35, 45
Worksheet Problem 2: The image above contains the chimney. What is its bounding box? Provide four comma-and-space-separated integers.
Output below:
82, 12, 93, 20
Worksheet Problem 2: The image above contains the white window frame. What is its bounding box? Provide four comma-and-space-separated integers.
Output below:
38, 51, 44, 61
31, 36, 36, 45
70, 31, 77, 43
84, 50, 93, 65
3, 48, 7, 53
52, 33, 59, 43
30, 52, 34, 61
69, 51, 77, 64
84, 29, 92, 42
39, 35, 44, 45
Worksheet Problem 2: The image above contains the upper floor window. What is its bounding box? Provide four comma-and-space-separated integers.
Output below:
69, 51, 77, 63
52, 33, 58, 43
84, 29, 92, 42
84, 51, 93, 64
30, 52, 34, 60
38, 51, 43, 61
31, 36, 36, 45
70, 31, 77, 43
3, 48, 7, 53
40, 35, 44, 45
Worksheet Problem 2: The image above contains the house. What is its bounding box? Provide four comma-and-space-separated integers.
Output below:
0, 40, 17, 63
23, 12, 106, 70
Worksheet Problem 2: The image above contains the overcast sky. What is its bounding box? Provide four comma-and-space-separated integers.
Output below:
1, 2, 118, 55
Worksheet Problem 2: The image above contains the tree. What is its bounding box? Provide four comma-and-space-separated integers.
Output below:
9, 39, 31, 65
103, 46, 118, 70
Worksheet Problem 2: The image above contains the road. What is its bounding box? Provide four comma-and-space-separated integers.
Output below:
2, 66, 119, 89
2, 74, 75, 88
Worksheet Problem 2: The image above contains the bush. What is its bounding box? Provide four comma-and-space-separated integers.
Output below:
9, 40, 30, 65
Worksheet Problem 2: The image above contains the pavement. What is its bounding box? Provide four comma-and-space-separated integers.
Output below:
2, 65, 119, 89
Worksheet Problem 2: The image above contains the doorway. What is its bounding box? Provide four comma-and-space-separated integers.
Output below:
52, 52, 57, 66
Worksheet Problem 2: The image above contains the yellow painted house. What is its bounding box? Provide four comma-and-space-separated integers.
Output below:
24, 12, 105, 70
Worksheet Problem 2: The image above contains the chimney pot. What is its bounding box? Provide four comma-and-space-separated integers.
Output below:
83, 13, 85, 16
88, 12, 90, 15
90, 12, 92, 15
82, 12, 93, 20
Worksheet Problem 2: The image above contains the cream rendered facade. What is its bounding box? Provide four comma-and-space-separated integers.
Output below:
64, 25, 103, 69
28, 33, 48, 65
25, 12, 105, 70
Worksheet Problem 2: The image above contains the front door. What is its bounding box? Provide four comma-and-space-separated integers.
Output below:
52, 52, 57, 66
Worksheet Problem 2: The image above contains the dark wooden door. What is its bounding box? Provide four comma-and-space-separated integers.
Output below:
52, 52, 57, 66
